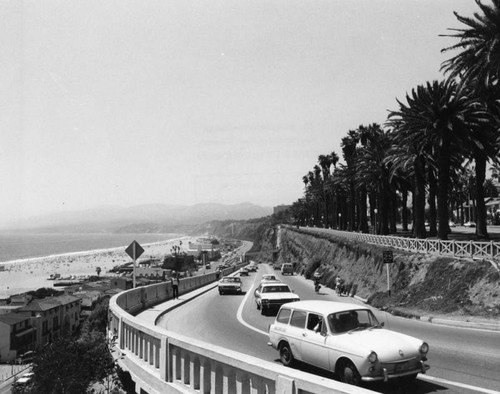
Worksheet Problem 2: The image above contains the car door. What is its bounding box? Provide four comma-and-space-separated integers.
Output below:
286, 309, 307, 361
300, 313, 330, 370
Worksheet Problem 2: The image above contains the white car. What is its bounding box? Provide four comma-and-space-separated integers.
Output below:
218, 276, 242, 295
254, 282, 300, 315
268, 301, 429, 385
260, 274, 280, 283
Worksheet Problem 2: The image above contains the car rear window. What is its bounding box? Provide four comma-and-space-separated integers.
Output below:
289, 310, 307, 328
276, 308, 292, 323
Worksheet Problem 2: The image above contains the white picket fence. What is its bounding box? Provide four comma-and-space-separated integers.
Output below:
299, 227, 500, 261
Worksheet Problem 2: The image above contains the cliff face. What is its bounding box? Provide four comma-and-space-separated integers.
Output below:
277, 227, 500, 319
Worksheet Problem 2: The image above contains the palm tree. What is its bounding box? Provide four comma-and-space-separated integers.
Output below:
355, 124, 392, 234
96, 266, 101, 278
441, 0, 500, 238
387, 79, 487, 239
341, 130, 359, 231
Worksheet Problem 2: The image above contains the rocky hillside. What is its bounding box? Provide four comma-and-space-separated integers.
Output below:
276, 227, 500, 320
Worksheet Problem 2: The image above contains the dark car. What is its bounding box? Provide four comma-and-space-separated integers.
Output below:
218, 276, 242, 295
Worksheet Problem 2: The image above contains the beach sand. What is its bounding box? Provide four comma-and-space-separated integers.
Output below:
0, 236, 195, 297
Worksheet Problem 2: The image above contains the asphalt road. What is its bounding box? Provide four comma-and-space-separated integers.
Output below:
159, 264, 500, 394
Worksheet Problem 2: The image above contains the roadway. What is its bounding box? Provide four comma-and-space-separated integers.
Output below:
158, 263, 500, 394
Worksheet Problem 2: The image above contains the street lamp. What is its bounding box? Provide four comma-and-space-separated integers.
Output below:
374, 208, 378, 234
338, 213, 341, 230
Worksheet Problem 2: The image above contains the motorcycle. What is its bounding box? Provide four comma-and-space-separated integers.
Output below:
335, 279, 344, 296
314, 279, 321, 293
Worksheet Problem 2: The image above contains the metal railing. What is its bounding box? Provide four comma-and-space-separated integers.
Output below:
298, 227, 500, 261
108, 270, 375, 394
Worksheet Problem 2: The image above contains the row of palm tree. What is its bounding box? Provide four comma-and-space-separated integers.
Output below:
289, 1, 500, 240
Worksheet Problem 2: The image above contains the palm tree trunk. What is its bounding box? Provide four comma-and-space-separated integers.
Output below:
475, 155, 489, 239
428, 170, 438, 237
402, 188, 409, 232
414, 155, 427, 239
437, 137, 452, 240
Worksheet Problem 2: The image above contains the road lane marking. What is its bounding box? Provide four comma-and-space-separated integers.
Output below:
236, 283, 269, 336
420, 375, 500, 394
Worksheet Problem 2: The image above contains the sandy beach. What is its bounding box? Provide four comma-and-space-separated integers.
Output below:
0, 236, 195, 297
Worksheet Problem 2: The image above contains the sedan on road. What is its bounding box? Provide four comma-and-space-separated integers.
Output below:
218, 276, 242, 295
254, 282, 300, 315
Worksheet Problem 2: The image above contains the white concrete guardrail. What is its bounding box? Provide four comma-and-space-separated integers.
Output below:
108, 267, 376, 394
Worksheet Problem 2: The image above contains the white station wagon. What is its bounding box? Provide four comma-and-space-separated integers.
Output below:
267, 301, 429, 386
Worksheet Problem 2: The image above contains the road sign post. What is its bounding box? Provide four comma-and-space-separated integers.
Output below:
125, 240, 145, 288
383, 250, 394, 296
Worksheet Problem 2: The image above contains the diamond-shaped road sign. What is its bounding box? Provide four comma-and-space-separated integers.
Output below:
125, 240, 145, 261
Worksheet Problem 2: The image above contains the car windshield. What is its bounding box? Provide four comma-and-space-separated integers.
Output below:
327, 309, 380, 334
222, 277, 241, 283
263, 275, 276, 280
263, 285, 290, 293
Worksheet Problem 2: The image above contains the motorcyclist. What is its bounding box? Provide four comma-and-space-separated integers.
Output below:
313, 271, 322, 291
335, 275, 343, 295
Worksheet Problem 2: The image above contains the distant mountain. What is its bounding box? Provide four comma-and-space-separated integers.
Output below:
4, 203, 273, 233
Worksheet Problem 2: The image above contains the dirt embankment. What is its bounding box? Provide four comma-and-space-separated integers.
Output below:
276, 227, 500, 320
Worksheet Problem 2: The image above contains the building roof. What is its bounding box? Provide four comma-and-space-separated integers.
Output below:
19, 294, 80, 312
0, 312, 31, 326
42, 294, 80, 306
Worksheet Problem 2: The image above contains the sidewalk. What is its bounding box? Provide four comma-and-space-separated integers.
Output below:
136, 281, 219, 326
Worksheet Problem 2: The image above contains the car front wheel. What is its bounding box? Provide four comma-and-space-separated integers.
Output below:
279, 342, 294, 367
339, 361, 361, 386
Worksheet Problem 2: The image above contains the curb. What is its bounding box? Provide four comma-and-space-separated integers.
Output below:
153, 283, 219, 325
353, 295, 500, 332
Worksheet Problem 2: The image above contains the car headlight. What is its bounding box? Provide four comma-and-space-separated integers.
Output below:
368, 351, 378, 364
420, 342, 429, 355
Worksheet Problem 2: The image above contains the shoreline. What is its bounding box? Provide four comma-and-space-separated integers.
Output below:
0, 235, 191, 267
0, 235, 196, 298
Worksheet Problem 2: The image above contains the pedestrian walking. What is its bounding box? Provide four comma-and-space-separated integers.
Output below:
171, 272, 180, 299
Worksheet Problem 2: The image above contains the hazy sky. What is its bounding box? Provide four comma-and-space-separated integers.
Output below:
1, 0, 481, 224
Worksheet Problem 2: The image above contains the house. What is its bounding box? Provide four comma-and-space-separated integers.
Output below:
0, 313, 34, 363
18, 295, 81, 349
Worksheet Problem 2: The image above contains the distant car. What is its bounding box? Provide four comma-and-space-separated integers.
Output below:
239, 267, 249, 276
281, 263, 294, 275
247, 263, 258, 272
260, 274, 279, 283
448, 221, 456, 227
254, 282, 300, 315
17, 350, 35, 364
273, 263, 281, 270
464, 221, 476, 227
13, 371, 34, 389
267, 301, 430, 386
218, 276, 242, 295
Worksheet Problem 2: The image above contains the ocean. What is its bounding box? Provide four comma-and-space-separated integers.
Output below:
0, 232, 180, 263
